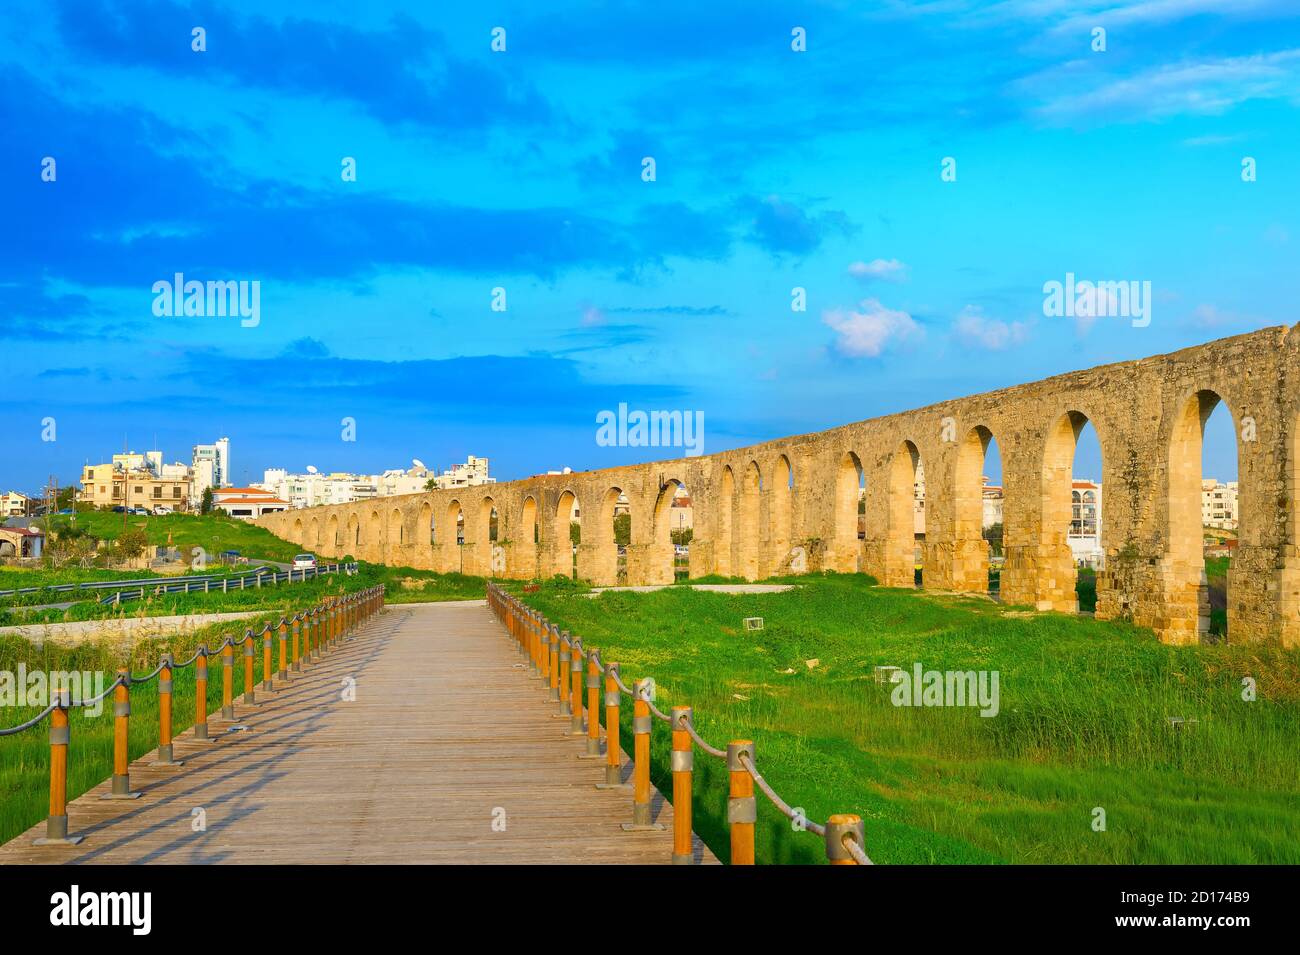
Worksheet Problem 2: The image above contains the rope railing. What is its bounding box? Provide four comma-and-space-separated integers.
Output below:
486, 581, 873, 866
3, 584, 386, 847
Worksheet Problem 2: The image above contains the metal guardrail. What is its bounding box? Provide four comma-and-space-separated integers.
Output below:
94, 563, 354, 606
487, 582, 872, 867
0, 563, 354, 603
0, 586, 386, 846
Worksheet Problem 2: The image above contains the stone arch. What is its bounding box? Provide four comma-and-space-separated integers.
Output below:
834, 451, 865, 572
521, 495, 538, 544
419, 500, 434, 547
770, 454, 794, 573
652, 478, 690, 583
1165, 389, 1241, 643
590, 486, 626, 585
553, 490, 579, 578
292, 517, 304, 544
328, 514, 340, 553
1038, 410, 1102, 613
886, 440, 923, 588
737, 461, 762, 580
954, 425, 996, 593
346, 513, 360, 553
309, 516, 320, 550
446, 499, 463, 544
716, 465, 735, 576
515, 494, 539, 578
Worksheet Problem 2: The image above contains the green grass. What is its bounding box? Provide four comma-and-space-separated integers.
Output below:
42, 511, 307, 563
515, 572, 1300, 865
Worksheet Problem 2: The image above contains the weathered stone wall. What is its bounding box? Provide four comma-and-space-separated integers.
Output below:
259, 325, 1300, 647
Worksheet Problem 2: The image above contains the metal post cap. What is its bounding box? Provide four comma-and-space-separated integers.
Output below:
726, 740, 755, 770
824, 814, 865, 862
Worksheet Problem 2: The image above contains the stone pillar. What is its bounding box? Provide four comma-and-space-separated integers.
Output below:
627, 542, 673, 586
579, 543, 616, 586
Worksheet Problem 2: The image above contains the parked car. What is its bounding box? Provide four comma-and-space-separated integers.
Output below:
152, 506, 173, 515
674, 545, 689, 557
111, 505, 127, 513
292, 553, 318, 571
129, 507, 150, 515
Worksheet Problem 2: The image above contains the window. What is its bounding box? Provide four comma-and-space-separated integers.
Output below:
153, 486, 162, 498
173, 487, 182, 498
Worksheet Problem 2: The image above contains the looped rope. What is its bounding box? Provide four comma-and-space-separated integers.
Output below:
0, 703, 57, 737
130, 660, 167, 684
74, 674, 126, 708
736, 748, 826, 837
172, 645, 207, 668
680, 715, 727, 758
843, 834, 873, 865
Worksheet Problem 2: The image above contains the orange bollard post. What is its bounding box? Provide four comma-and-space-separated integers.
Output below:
263, 625, 274, 691
34, 688, 83, 845
621, 679, 664, 831
221, 642, 234, 718
277, 619, 288, 681
579, 651, 602, 758
825, 814, 867, 865
671, 706, 694, 863
727, 741, 756, 865
596, 662, 627, 789
557, 633, 571, 714
292, 617, 301, 672
279, 623, 289, 686
105, 669, 141, 800
243, 631, 256, 704
194, 645, 209, 740
548, 626, 561, 701
569, 638, 584, 734
154, 653, 183, 766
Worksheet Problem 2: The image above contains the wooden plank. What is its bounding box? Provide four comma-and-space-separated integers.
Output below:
0, 602, 717, 865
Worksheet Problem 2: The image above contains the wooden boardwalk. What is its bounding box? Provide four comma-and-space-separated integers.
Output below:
0, 601, 716, 865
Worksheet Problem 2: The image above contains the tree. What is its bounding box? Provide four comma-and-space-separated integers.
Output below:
115, 528, 149, 562
983, 522, 1004, 558
570, 520, 581, 546
424, 477, 437, 491
200, 487, 214, 514
613, 513, 631, 546
670, 527, 693, 546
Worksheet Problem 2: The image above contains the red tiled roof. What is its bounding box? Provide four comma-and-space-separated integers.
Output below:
217, 498, 288, 506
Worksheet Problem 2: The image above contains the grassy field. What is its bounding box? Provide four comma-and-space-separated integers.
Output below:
42, 510, 307, 563
516, 572, 1300, 865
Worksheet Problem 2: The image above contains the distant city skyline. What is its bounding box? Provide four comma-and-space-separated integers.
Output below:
4, 1, 1285, 489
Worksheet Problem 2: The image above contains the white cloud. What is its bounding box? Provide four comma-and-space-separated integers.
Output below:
953, 305, 1030, 349
847, 258, 908, 282
822, 298, 922, 357
580, 305, 606, 326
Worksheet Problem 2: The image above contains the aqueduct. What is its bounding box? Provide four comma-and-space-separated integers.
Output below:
259, 325, 1300, 647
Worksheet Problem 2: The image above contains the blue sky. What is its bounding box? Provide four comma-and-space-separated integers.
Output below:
3, 0, 1297, 492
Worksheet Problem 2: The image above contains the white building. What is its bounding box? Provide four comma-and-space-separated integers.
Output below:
256, 456, 493, 508
1069, 480, 1103, 566
192, 437, 230, 505
1, 491, 31, 517
213, 486, 288, 520
1201, 479, 1238, 529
